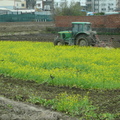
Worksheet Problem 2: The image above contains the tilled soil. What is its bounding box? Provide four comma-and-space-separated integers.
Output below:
0, 33, 120, 48
0, 97, 72, 120
0, 74, 120, 120
0, 22, 120, 119
0, 22, 56, 42
0, 22, 120, 47
0, 22, 55, 32
0, 74, 79, 120
0, 33, 56, 42
0, 97, 76, 120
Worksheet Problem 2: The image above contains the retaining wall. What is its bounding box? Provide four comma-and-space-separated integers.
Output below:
55, 14, 120, 29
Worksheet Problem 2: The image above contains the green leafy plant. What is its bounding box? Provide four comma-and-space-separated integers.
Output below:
99, 113, 115, 120
29, 96, 55, 107
53, 92, 97, 119
27, 93, 117, 119
94, 12, 105, 16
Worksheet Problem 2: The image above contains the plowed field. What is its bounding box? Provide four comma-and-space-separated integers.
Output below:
0, 22, 120, 120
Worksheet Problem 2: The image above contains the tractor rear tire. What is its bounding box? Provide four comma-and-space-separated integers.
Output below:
76, 35, 91, 46
54, 39, 65, 46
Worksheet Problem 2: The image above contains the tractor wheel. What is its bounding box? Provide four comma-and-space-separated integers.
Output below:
76, 36, 91, 46
54, 39, 65, 46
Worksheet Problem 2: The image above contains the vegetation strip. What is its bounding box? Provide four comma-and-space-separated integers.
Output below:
0, 41, 120, 119
0, 41, 120, 89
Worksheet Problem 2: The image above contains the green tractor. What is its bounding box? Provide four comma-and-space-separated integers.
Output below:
54, 22, 99, 46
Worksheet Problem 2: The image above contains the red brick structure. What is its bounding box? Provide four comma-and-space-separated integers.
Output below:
55, 14, 120, 29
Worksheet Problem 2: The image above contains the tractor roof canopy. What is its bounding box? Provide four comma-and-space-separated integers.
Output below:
72, 22, 91, 25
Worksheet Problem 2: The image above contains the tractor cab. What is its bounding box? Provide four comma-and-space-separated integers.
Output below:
72, 22, 91, 36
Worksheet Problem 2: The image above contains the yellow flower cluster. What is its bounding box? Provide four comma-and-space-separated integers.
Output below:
0, 41, 120, 89
54, 92, 96, 117
55, 92, 81, 112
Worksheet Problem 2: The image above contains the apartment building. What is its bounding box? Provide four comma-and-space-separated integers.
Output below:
35, 0, 54, 11
116, 0, 120, 10
54, 0, 86, 8
86, 0, 117, 12
36, 0, 43, 10
14, 0, 26, 9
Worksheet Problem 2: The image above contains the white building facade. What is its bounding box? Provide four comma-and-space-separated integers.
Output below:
0, 0, 26, 9
36, 0, 43, 10
96, 0, 116, 12
79, 0, 86, 6
86, 0, 117, 13
116, 0, 120, 10
54, 0, 86, 8
35, 0, 54, 11
0, 0, 14, 9
14, 0, 26, 9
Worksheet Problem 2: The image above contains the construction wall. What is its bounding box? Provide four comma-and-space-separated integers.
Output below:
55, 14, 120, 29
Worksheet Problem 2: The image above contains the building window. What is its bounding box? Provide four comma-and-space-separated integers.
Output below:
95, 4, 98, 6
101, 3, 106, 6
87, 0, 91, 2
108, 3, 114, 6
109, 8, 114, 10
22, 4, 24, 7
101, 8, 106, 11
38, 4, 41, 7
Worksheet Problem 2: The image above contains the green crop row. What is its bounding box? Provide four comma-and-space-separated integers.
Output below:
28, 92, 116, 119
0, 41, 120, 89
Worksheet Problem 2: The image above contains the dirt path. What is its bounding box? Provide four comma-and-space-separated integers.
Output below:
0, 74, 79, 120
0, 97, 77, 120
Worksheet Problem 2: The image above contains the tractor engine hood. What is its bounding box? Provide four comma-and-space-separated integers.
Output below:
58, 31, 72, 39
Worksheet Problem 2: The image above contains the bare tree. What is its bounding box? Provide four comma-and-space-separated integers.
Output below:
26, 0, 36, 9
53, 0, 86, 16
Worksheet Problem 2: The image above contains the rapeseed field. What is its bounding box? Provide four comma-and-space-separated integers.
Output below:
0, 41, 120, 89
